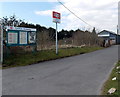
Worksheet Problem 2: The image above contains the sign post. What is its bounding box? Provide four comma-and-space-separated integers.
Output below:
56, 22, 58, 54
52, 11, 61, 54
117, 25, 119, 44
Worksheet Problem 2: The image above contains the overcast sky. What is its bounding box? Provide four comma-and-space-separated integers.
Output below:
0, 0, 119, 33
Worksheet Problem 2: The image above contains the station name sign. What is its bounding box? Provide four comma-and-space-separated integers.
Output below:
52, 11, 61, 23
6, 26, 36, 32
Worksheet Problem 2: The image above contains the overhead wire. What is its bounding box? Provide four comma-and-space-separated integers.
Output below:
57, 0, 94, 29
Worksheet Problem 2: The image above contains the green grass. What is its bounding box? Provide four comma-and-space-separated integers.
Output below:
3, 46, 103, 68
101, 61, 120, 96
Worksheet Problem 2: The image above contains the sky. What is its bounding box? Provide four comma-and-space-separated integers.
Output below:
0, 0, 119, 33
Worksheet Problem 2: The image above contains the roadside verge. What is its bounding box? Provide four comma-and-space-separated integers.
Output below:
3, 46, 103, 69
101, 61, 120, 96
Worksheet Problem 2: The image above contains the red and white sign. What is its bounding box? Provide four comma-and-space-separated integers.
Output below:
52, 11, 61, 23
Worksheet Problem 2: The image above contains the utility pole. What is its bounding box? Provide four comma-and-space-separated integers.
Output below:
117, 25, 119, 45
0, 20, 3, 64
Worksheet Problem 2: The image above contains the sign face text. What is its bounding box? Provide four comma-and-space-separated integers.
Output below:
19, 31, 27, 44
8, 32, 18, 44
53, 11, 61, 23
6, 26, 36, 32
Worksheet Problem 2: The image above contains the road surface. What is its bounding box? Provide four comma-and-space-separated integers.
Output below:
2, 45, 119, 95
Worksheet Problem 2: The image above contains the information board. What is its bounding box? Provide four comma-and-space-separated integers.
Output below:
19, 32, 27, 44
6, 26, 36, 46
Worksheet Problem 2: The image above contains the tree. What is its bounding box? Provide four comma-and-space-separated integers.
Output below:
92, 27, 96, 34
2, 15, 23, 28
2, 15, 24, 37
48, 27, 56, 40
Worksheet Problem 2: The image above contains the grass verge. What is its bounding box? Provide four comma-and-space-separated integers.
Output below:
3, 46, 103, 69
101, 61, 120, 96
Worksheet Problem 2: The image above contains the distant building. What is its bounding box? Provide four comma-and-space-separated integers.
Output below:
98, 30, 120, 46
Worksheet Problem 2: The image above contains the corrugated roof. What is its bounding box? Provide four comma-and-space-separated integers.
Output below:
98, 30, 116, 35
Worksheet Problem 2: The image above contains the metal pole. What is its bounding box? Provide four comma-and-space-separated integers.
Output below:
56, 22, 58, 54
117, 25, 119, 45
0, 23, 3, 64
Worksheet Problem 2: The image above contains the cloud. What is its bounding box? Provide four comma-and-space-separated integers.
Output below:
35, 0, 119, 32
35, 10, 52, 16
0, 0, 57, 2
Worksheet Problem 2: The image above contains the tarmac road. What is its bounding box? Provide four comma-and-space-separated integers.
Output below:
2, 45, 118, 95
